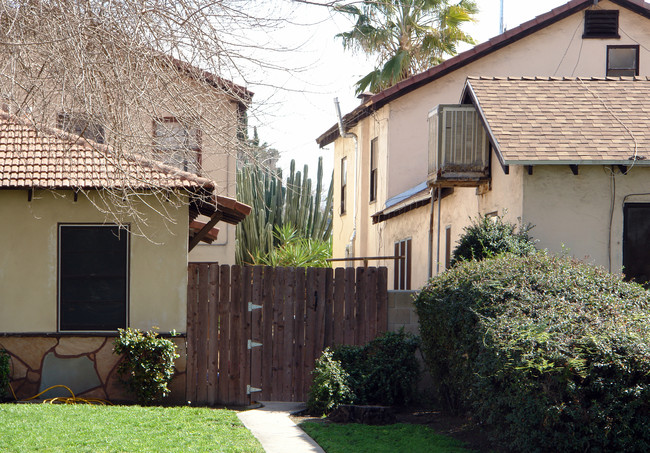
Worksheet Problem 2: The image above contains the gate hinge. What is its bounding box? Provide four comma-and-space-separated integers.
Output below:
247, 340, 262, 349
247, 385, 262, 395
248, 302, 262, 312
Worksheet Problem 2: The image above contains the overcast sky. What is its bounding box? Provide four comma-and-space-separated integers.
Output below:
244, 0, 568, 179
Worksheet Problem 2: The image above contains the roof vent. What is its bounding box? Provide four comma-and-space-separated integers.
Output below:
583, 10, 619, 39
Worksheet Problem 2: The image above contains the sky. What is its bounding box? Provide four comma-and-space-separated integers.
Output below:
244, 0, 569, 179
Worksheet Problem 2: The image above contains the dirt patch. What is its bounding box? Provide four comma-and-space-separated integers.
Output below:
292, 406, 495, 452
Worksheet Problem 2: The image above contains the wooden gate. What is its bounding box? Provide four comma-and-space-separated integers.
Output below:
186, 264, 388, 406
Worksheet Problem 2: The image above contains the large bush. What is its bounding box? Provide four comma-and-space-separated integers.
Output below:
308, 330, 420, 415
415, 252, 650, 452
113, 328, 179, 405
451, 214, 535, 265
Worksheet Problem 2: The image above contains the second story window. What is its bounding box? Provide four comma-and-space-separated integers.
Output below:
154, 117, 201, 174
607, 45, 639, 77
58, 112, 105, 144
370, 138, 378, 203
341, 157, 347, 215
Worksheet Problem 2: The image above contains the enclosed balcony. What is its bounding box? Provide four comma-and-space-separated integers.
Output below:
427, 104, 490, 186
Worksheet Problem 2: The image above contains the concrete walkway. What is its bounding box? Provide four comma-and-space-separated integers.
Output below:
237, 402, 325, 453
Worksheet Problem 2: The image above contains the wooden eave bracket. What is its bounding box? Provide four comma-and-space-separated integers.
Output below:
188, 210, 223, 252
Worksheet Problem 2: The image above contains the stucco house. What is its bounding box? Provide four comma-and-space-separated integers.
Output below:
317, 0, 650, 290
0, 111, 250, 401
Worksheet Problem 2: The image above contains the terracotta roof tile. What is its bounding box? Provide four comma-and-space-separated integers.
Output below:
0, 112, 216, 191
467, 77, 650, 164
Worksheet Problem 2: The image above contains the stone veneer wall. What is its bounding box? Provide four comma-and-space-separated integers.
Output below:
387, 290, 419, 335
0, 335, 187, 404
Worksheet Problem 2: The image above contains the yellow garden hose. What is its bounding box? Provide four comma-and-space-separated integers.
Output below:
9, 382, 113, 405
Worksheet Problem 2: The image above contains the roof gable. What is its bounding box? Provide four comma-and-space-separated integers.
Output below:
465, 76, 650, 165
316, 0, 650, 147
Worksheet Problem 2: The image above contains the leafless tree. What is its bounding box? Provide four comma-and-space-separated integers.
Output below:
0, 0, 292, 231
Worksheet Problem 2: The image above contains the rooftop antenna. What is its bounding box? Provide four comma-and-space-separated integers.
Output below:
499, 0, 505, 34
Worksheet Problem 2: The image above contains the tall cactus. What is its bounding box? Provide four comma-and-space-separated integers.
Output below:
236, 157, 333, 265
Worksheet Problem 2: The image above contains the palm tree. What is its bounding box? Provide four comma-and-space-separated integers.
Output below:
336, 0, 478, 94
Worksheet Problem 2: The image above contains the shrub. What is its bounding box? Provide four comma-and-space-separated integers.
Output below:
0, 349, 10, 401
415, 252, 650, 452
451, 214, 535, 265
307, 348, 354, 415
308, 330, 420, 414
113, 328, 179, 405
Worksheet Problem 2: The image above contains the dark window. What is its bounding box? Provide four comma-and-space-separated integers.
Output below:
607, 45, 639, 76
153, 117, 201, 174
59, 225, 129, 331
583, 10, 619, 39
340, 157, 347, 215
623, 204, 650, 286
394, 238, 412, 290
58, 112, 105, 144
370, 138, 378, 203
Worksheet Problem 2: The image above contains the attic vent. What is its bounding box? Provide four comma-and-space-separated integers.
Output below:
583, 10, 619, 39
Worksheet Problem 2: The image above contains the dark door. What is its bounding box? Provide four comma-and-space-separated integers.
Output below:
623, 203, 650, 285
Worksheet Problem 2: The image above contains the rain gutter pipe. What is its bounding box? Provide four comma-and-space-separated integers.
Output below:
334, 97, 359, 259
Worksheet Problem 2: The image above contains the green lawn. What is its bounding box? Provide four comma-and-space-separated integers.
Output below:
301, 422, 473, 453
0, 404, 263, 453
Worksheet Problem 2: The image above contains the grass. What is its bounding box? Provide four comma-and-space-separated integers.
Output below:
300, 422, 473, 453
0, 404, 264, 453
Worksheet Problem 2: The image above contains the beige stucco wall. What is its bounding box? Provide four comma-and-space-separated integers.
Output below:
522, 164, 650, 274
0, 189, 189, 333
330, 1, 650, 288
387, 1, 650, 199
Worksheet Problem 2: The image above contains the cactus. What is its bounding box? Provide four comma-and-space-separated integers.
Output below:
236, 157, 333, 265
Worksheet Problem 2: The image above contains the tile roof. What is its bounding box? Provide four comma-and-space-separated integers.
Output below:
465, 77, 650, 164
0, 111, 217, 191
316, 0, 650, 147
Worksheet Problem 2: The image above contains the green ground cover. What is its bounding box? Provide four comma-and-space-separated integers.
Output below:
300, 422, 472, 453
0, 404, 263, 453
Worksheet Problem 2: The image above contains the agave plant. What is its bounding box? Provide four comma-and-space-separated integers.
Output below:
253, 224, 332, 268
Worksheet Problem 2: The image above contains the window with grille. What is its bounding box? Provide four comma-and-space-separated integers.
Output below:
341, 157, 347, 215
394, 238, 412, 290
370, 138, 378, 203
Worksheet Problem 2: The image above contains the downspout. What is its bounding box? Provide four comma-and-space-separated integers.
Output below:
334, 97, 359, 259
427, 186, 435, 279
436, 186, 442, 275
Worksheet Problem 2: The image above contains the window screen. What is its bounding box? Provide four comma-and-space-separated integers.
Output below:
58, 113, 105, 144
154, 117, 201, 174
623, 204, 650, 286
59, 225, 128, 331
607, 45, 639, 77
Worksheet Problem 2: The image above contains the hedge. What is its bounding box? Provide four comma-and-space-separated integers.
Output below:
415, 252, 650, 452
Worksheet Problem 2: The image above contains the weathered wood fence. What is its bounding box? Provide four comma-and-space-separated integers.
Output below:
186, 264, 388, 406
